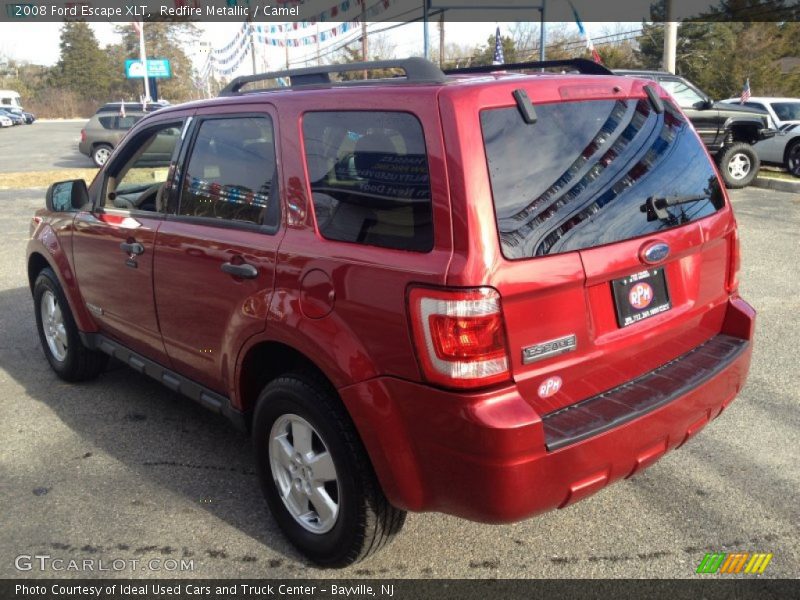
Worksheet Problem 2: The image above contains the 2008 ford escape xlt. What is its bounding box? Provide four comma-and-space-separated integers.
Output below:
27, 58, 754, 567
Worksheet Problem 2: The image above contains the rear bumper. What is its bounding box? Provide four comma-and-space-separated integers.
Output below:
340, 297, 755, 523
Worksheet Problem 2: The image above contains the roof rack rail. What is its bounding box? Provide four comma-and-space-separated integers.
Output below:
444, 59, 613, 76
219, 57, 447, 96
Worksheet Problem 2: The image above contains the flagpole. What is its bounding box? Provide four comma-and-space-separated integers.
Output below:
137, 21, 151, 104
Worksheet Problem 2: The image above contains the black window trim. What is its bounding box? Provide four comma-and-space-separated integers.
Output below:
169, 111, 282, 236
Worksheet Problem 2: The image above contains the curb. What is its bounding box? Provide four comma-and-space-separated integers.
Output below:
752, 175, 800, 194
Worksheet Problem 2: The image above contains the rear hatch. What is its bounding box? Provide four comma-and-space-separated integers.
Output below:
478, 86, 736, 414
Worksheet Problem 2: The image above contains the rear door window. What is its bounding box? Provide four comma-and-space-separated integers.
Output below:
481, 97, 724, 259
302, 111, 433, 252
177, 116, 279, 228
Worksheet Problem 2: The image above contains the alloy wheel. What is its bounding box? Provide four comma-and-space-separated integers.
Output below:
268, 414, 340, 534
727, 153, 752, 180
41, 290, 68, 362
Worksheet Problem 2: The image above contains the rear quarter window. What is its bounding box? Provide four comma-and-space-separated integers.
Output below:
481, 97, 724, 259
302, 111, 433, 252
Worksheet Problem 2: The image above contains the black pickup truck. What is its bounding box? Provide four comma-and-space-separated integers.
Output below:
615, 69, 775, 188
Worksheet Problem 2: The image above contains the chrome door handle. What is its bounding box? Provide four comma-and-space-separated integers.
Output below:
120, 241, 144, 255
221, 262, 258, 279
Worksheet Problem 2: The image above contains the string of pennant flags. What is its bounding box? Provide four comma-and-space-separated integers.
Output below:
199, 0, 395, 81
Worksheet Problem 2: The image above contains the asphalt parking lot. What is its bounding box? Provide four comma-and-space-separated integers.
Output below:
0, 124, 798, 580
0, 121, 93, 172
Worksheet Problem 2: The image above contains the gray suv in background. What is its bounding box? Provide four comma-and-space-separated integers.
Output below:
78, 102, 170, 167
79, 111, 146, 167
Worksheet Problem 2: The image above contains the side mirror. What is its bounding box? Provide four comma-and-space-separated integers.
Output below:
46, 179, 89, 212
703, 98, 714, 109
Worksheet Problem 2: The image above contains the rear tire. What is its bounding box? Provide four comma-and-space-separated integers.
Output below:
33, 268, 107, 382
92, 144, 112, 167
252, 373, 406, 567
786, 140, 800, 178
718, 143, 759, 188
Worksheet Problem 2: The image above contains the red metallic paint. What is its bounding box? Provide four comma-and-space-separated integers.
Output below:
341, 298, 753, 521
153, 221, 280, 394
28, 217, 98, 333
71, 210, 167, 362
27, 73, 754, 525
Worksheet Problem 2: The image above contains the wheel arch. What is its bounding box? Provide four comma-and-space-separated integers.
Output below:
236, 339, 339, 420
725, 119, 763, 145
27, 251, 50, 292
27, 243, 97, 332
782, 134, 800, 165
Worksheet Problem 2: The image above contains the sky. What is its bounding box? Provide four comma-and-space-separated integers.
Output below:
0, 20, 619, 80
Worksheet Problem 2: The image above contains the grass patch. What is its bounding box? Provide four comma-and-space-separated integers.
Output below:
0, 169, 98, 190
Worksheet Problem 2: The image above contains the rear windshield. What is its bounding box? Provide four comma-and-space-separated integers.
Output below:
481, 97, 724, 259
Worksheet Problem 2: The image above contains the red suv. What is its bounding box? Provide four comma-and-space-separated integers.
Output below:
27, 58, 754, 567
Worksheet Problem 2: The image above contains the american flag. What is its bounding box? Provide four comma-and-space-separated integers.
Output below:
740, 78, 751, 104
492, 26, 504, 65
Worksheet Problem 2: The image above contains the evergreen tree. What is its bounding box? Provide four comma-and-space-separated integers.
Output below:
52, 21, 113, 101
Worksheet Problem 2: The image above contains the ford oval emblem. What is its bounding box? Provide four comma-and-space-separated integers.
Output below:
641, 241, 670, 264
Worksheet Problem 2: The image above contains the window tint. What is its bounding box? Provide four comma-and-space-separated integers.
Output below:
97, 116, 116, 129
117, 115, 140, 130
659, 79, 705, 108
105, 121, 183, 212
771, 102, 800, 122
179, 116, 278, 227
97, 115, 142, 130
481, 98, 724, 259
302, 111, 433, 252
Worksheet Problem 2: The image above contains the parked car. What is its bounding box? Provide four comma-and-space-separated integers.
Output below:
720, 97, 800, 177
78, 111, 148, 167
0, 107, 24, 126
614, 69, 775, 188
0, 114, 12, 128
722, 96, 800, 128
27, 58, 754, 567
2, 105, 36, 124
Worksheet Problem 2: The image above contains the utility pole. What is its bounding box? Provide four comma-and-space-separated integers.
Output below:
438, 12, 445, 68
539, 1, 546, 62
361, 10, 368, 61
316, 22, 321, 66
663, 0, 677, 73
135, 21, 150, 104
245, 8, 257, 76
361, 3, 368, 78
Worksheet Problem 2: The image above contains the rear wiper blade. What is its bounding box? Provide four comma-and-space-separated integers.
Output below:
640, 194, 709, 221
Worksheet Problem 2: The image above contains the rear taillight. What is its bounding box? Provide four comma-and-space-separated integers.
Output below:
408, 286, 511, 389
80, 129, 86, 143
727, 227, 741, 293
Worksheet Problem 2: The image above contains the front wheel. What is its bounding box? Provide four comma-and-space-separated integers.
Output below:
33, 268, 108, 381
718, 143, 760, 188
786, 141, 800, 178
253, 374, 406, 567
